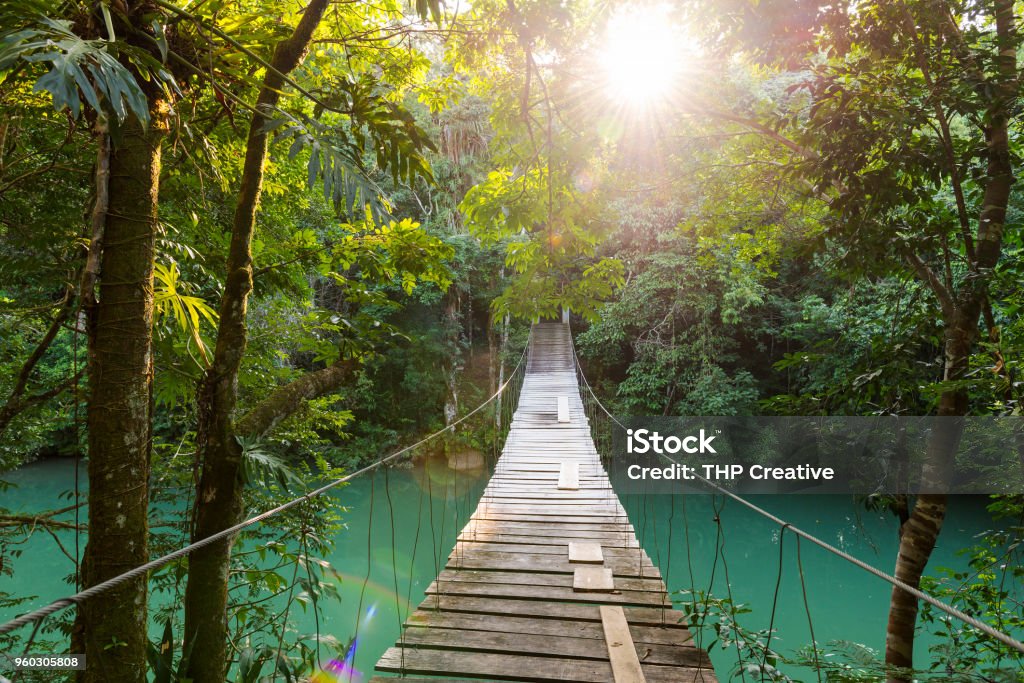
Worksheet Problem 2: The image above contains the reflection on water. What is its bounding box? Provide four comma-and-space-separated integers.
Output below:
0, 458, 1006, 679
293, 456, 487, 681
0, 455, 487, 682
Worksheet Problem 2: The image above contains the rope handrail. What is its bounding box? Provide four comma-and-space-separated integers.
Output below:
0, 334, 531, 638
566, 320, 1024, 656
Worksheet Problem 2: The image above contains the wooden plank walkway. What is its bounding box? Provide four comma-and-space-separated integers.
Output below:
370, 323, 717, 682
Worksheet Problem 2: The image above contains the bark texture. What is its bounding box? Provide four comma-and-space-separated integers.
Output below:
183, 3, 330, 678
884, 2, 1016, 678
76, 99, 168, 683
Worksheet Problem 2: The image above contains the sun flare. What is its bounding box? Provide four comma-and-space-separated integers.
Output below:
597, 4, 691, 109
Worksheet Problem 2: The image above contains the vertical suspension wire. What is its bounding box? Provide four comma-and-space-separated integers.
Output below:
638, 471, 649, 580
680, 493, 701, 669
663, 493, 676, 628
714, 497, 748, 683
452, 425, 462, 570
303, 521, 322, 675
425, 453, 440, 609
272, 504, 308, 683
650, 481, 662, 569
435, 443, 449, 575
382, 465, 404, 673
694, 495, 723, 680
348, 469, 375, 683
796, 536, 822, 683
762, 525, 788, 682
403, 444, 427, 650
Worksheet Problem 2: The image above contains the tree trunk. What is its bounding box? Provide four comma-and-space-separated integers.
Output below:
884, 3, 1016, 677
75, 100, 168, 683
183, 3, 330, 679
442, 289, 461, 428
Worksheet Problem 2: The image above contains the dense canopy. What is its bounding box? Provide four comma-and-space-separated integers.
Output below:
1, 0, 1022, 681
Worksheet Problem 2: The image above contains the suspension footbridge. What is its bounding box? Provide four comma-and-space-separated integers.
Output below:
5, 323, 1022, 681
369, 323, 716, 682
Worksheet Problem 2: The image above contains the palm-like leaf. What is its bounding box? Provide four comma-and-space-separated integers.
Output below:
153, 262, 217, 366
237, 437, 303, 491
0, 16, 174, 123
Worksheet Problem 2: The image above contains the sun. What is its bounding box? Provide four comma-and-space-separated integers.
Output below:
597, 4, 691, 109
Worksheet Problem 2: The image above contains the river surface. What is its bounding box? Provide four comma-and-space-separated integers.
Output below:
0, 458, 1006, 681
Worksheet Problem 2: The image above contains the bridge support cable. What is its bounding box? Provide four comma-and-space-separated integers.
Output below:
0, 336, 531, 657
565, 322, 1024, 659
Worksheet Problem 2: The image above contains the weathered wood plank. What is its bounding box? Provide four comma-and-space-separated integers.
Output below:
463, 520, 636, 535
569, 542, 605, 564
602, 605, 647, 683
404, 611, 701, 649
396, 625, 708, 667
428, 578, 666, 607
557, 395, 571, 422
458, 532, 638, 548
448, 550, 659, 578
416, 595, 689, 628
432, 569, 667, 593
377, 646, 711, 683
574, 566, 615, 592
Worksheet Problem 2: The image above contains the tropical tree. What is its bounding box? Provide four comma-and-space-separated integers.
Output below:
1, 2, 185, 678
671, 0, 1021, 675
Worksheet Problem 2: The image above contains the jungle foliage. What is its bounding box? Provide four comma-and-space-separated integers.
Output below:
0, 0, 1022, 681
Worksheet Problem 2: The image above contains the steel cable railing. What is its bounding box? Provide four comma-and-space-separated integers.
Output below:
0, 334, 531, 643
565, 320, 1024, 657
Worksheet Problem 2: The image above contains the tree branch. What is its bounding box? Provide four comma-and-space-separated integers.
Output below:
236, 360, 356, 438
904, 249, 955, 319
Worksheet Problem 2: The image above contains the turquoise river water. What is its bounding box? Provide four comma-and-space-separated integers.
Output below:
0, 458, 1008, 681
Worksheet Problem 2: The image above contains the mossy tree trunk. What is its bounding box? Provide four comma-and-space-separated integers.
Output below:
76, 98, 169, 683
182, 3, 330, 679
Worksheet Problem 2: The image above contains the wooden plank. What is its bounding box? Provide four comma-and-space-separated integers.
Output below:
396, 625, 709, 667
569, 542, 604, 564
460, 532, 637, 548
427, 579, 667, 607
448, 550, 659, 578
377, 646, 707, 683
601, 605, 647, 683
558, 462, 580, 490
574, 566, 614, 592
405, 611, 701, 648
557, 395, 571, 422
463, 520, 636, 535
453, 541, 632, 558
432, 569, 668, 593
470, 513, 635, 526
418, 595, 690, 628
